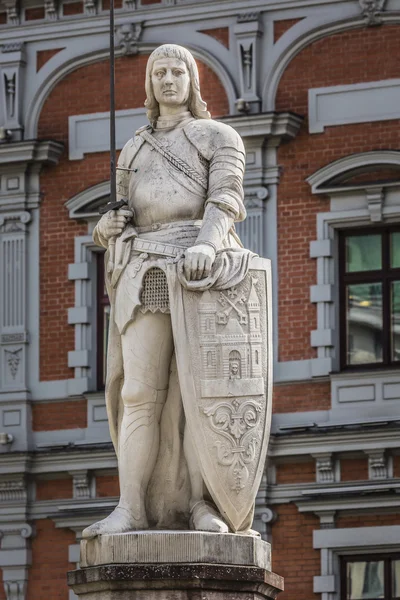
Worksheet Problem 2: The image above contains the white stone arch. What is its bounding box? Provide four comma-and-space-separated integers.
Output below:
307, 151, 400, 195
25, 39, 237, 138
262, 12, 400, 111
66, 181, 110, 220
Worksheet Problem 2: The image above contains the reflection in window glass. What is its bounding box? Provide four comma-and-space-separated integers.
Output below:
346, 235, 382, 272
392, 560, 400, 597
346, 561, 384, 600
391, 232, 400, 268
392, 282, 400, 362
346, 283, 383, 365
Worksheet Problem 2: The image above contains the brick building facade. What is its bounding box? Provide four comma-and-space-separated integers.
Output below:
1, 0, 400, 599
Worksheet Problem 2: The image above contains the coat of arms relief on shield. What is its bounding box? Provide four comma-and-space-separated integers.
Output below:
174, 264, 271, 530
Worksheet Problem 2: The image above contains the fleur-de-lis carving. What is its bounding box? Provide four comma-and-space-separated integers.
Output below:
204, 399, 261, 493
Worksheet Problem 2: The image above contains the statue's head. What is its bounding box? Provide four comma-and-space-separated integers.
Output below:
145, 44, 211, 125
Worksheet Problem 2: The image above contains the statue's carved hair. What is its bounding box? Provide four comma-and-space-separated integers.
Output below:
145, 44, 211, 126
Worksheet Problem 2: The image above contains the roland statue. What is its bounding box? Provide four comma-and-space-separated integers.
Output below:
83, 44, 272, 539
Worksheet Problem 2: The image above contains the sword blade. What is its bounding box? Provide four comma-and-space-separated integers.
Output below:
109, 0, 116, 205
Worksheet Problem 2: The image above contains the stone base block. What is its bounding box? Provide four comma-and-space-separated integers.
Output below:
68, 563, 284, 600
79, 531, 271, 570
68, 532, 283, 600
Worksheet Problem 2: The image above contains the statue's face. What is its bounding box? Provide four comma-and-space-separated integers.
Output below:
151, 57, 190, 110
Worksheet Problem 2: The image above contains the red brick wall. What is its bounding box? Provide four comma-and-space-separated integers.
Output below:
25, 6, 45, 19
32, 400, 87, 430
393, 455, 400, 478
38, 54, 229, 381
0, 12, 6, 23
63, 1, 83, 15
36, 48, 64, 72
272, 504, 320, 600
276, 461, 316, 484
337, 513, 400, 527
27, 520, 75, 600
36, 478, 73, 500
340, 458, 369, 482
273, 381, 330, 413
276, 24, 400, 362
96, 474, 120, 497
200, 27, 230, 49
274, 18, 303, 43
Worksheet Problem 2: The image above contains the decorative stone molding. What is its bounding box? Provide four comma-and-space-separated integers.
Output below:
70, 470, 93, 500
0, 43, 25, 140
84, 0, 97, 15
0, 140, 64, 211
365, 449, 388, 480
115, 22, 143, 56
312, 453, 335, 484
3, 0, 20, 25
44, 0, 58, 20
314, 510, 336, 529
0, 212, 31, 397
0, 523, 33, 600
308, 79, 400, 134
0, 475, 26, 503
234, 13, 263, 113
366, 187, 384, 222
359, 0, 387, 25
307, 150, 400, 195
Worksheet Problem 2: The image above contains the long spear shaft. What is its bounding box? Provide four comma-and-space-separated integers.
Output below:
109, 0, 116, 206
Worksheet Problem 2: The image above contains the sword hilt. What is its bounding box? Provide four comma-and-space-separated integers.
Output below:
99, 199, 128, 215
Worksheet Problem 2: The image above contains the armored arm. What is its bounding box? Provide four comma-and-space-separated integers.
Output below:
196, 128, 246, 250
185, 123, 246, 280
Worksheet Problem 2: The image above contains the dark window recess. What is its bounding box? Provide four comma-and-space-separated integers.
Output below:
339, 227, 400, 370
96, 252, 110, 390
341, 554, 400, 600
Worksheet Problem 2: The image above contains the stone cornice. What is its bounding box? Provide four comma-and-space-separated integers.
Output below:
221, 111, 303, 143
270, 423, 400, 458
0, 139, 64, 168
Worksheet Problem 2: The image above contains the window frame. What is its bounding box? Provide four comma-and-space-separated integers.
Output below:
339, 225, 400, 372
340, 553, 400, 600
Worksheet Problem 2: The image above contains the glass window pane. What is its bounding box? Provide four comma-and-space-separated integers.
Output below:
392, 559, 400, 597
346, 283, 383, 365
346, 235, 382, 272
346, 561, 384, 600
391, 232, 400, 268
392, 281, 400, 362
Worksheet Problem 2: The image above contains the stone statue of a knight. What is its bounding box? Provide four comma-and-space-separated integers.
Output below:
83, 44, 272, 539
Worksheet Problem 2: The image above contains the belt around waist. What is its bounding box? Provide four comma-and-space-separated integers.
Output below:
135, 219, 202, 234
132, 237, 186, 258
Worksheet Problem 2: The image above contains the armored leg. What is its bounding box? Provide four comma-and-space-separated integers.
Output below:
82, 311, 174, 538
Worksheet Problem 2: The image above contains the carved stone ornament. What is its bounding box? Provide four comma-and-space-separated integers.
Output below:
0, 212, 31, 233
5, 348, 22, 379
44, 0, 58, 20
4, 0, 20, 25
359, 0, 387, 25
115, 22, 143, 56
170, 263, 272, 531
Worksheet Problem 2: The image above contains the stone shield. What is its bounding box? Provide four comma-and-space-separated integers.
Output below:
168, 257, 273, 532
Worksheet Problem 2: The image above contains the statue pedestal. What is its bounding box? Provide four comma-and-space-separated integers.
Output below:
68, 531, 284, 600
